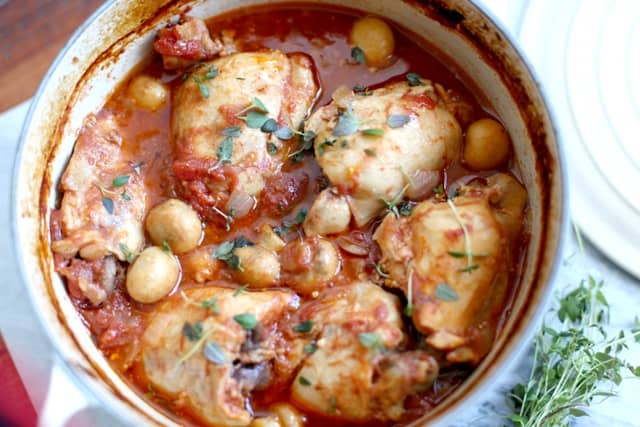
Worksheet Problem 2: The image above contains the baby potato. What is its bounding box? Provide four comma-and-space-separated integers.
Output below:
234, 245, 280, 288
350, 17, 395, 67
463, 118, 511, 170
127, 75, 168, 111
270, 403, 304, 427
250, 418, 281, 427
145, 199, 202, 254
281, 238, 340, 295
126, 246, 180, 304
303, 188, 351, 236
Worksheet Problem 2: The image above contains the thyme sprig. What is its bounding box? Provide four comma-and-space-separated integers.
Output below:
508, 276, 640, 426
446, 198, 476, 272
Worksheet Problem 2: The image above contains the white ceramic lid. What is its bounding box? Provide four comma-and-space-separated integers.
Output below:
515, 0, 640, 279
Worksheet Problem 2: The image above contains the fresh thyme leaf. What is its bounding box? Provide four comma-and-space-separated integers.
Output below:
192, 75, 210, 98
252, 97, 269, 113
387, 114, 411, 128
399, 201, 413, 217
358, 332, 384, 349
161, 240, 172, 254
433, 184, 444, 195
447, 250, 466, 258
406, 72, 423, 86
293, 320, 313, 333
233, 284, 248, 297
459, 264, 480, 273
261, 118, 278, 133
362, 128, 384, 137
204, 341, 226, 364
233, 235, 254, 248
273, 208, 307, 235
102, 197, 114, 214
381, 184, 409, 218
112, 175, 130, 188
299, 376, 312, 386
121, 190, 131, 201
435, 283, 459, 301
243, 111, 270, 129
633, 317, 640, 343
204, 67, 219, 80
233, 313, 258, 330
182, 321, 204, 342
201, 297, 220, 314
318, 139, 336, 155
267, 142, 278, 154
353, 84, 371, 96
221, 126, 241, 137
212, 240, 235, 260
217, 136, 234, 163
351, 46, 366, 64
274, 126, 294, 140
177, 325, 218, 365
119, 242, 135, 263
303, 343, 318, 354
303, 130, 316, 143
448, 250, 488, 259
294, 208, 307, 224
333, 108, 360, 136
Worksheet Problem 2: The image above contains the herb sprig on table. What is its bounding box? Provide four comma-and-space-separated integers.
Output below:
507, 276, 640, 427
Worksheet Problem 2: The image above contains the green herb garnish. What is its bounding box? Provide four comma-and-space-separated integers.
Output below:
112, 175, 130, 188
299, 376, 312, 386
204, 341, 226, 364
387, 114, 411, 128
351, 46, 366, 64
435, 283, 459, 302
182, 321, 204, 342
102, 197, 114, 214
406, 72, 423, 86
233, 313, 258, 330
333, 108, 360, 137
119, 242, 135, 263
362, 128, 384, 137
201, 297, 220, 314
293, 320, 313, 333
317, 139, 336, 155
233, 284, 249, 297
381, 184, 410, 218
221, 126, 241, 137
212, 236, 254, 270
192, 75, 210, 98
303, 343, 318, 354
358, 332, 384, 349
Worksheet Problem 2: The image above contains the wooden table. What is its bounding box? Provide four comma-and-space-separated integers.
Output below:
0, 0, 105, 111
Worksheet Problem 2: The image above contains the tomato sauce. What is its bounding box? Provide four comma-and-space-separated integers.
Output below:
53, 4, 528, 426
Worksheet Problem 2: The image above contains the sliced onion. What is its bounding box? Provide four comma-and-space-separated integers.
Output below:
225, 190, 254, 218
406, 170, 440, 200
336, 235, 369, 256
